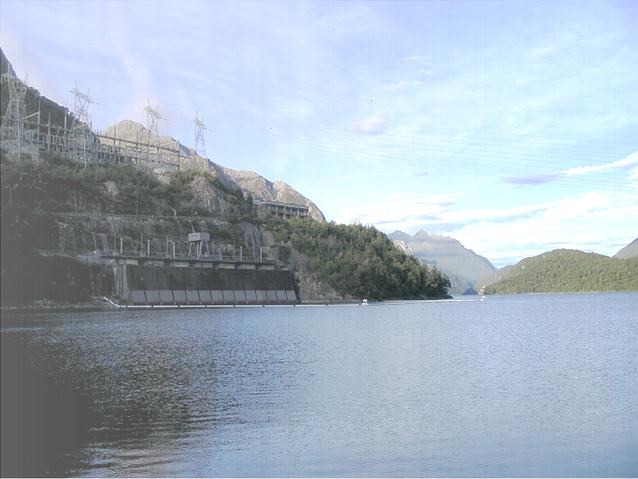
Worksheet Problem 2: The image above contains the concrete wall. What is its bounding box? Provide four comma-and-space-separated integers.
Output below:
119, 265, 297, 305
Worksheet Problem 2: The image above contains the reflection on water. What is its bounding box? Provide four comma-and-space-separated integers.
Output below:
2, 293, 638, 477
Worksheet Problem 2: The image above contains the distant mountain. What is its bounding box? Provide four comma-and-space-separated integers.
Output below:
389, 230, 412, 242
614, 238, 638, 259
485, 249, 638, 294
389, 230, 496, 294
104, 120, 325, 221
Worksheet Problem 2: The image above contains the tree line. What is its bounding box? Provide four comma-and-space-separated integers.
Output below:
271, 219, 450, 300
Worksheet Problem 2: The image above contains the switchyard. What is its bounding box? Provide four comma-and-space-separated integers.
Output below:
1, 70, 210, 172
1, 63, 309, 306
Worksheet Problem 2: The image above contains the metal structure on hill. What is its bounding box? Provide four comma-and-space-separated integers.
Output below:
0, 71, 32, 157
69, 84, 95, 166
193, 112, 207, 158
144, 100, 162, 143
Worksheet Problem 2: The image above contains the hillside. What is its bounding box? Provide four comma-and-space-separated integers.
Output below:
614, 238, 638, 259
485, 249, 638, 294
389, 230, 495, 294
1, 47, 450, 304
104, 120, 325, 221
2, 44, 323, 222
273, 220, 450, 300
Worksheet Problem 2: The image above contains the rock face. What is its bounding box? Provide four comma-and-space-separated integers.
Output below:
389, 229, 496, 294
1, 47, 16, 76
104, 120, 325, 221
222, 168, 325, 221
614, 238, 638, 259
392, 239, 415, 257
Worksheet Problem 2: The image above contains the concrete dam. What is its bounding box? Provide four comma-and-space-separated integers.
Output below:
115, 264, 298, 306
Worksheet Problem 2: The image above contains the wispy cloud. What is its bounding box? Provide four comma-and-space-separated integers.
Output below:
336, 192, 461, 228
564, 151, 638, 176
437, 191, 638, 266
403, 55, 431, 64
525, 44, 559, 59
364, 187, 638, 266
352, 112, 386, 135
504, 151, 638, 185
504, 173, 562, 185
382, 80, 422, 91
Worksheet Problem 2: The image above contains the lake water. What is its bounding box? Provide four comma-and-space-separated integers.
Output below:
2, 293, 637, 477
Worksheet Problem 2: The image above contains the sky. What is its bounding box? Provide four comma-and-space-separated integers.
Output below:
1, 0, 637, 267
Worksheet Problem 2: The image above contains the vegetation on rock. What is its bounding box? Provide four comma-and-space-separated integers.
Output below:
0, 153, 254, 305
1, 153, 253, 218
1, 152, 449, 304
271, 219, 450, 299
485, 249, 638, 294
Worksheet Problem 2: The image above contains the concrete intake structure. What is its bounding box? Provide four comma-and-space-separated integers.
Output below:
115, 265, 298, 306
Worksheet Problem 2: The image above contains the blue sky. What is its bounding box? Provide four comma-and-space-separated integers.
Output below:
1, 0, 637, 266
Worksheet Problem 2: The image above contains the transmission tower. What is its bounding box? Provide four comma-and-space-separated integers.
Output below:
69, 84, 95, 166
0, 71, 29, 157
193, 112, 207, 158
144, 100, 162, 141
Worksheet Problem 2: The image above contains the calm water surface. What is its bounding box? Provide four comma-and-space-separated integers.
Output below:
2, 293, 637, 477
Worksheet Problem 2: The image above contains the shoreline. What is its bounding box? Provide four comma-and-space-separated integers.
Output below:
0, 295, 454, 315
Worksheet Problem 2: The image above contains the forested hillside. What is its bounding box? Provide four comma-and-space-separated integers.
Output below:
0, 154, 254, 304
272, 219, 451, 299
485, 249, 638, 294
1, 153, 451, 304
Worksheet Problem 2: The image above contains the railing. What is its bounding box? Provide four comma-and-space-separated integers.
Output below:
103, 249, 273, 264
42, 248, 274, 264
45, 211, 226, 222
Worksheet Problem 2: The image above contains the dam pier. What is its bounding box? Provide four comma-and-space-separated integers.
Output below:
106, 253, 298, 307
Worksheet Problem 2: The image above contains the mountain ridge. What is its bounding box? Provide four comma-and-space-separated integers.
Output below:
614, 238, 638, 259
389, 229, 495, 294
485, 248, 638, 294
104, 119, 325, 221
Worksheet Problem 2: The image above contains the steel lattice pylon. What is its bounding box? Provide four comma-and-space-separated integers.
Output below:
0, 72, 28, 157
144, 100, 162, 142
193, 112, 207, 158
69, 85, 95, 166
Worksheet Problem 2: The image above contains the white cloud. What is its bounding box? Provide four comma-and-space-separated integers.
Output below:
336, 192, 461, 228
382, 80, 423, 91
354, 189, 638, 267
505, 151, 638, 185
351, 112, 386, 135
564, 151, 638, 176
445, 191, 638, 266
525, 44, 559, 59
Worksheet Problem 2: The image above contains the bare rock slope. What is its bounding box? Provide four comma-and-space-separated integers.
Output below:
614, 238, 638, 259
